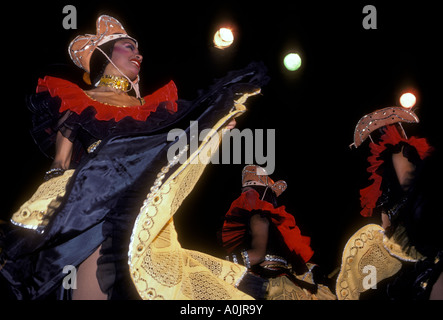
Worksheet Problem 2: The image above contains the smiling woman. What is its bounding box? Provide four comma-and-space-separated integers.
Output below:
85, 38, 145, 107
0, 14, 268, 300
98, 39, 142, 81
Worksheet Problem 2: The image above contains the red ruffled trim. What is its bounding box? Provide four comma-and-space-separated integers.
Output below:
36, 76, 178, 122
360, 125, 433, 217
222, 189, 314, 263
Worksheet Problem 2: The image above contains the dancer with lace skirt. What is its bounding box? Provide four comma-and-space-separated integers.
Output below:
222, 165, 336, 300
336, 107, 443, 300
0, 15, 268, 300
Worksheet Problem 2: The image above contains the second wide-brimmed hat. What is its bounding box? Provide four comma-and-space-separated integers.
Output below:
241, 164, 287, 197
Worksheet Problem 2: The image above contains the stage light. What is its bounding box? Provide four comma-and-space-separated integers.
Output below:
399, 92, 416, 109
214, 28, 234, 49
283, 53, 302, 71
283, 53, 301, 71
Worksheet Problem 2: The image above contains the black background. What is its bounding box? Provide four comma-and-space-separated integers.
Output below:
3, 1, 442, 276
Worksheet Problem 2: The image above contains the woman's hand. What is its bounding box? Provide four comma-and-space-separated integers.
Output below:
44, 131, 74, 180
225, 118, 237, 130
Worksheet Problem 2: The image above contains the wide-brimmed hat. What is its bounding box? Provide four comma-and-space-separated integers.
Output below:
241, 165, 287, 197
350, 106, 419, 148
68, 15, 138, 73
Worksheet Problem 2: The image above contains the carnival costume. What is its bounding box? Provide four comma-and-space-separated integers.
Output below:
222, 165, 336, 300
0, 15, 268, 300
337, 107, 443, 300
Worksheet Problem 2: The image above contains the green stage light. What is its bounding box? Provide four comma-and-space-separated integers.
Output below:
283, 53, 302, 71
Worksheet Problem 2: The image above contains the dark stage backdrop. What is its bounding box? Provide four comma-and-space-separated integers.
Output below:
3, 1, 442, 275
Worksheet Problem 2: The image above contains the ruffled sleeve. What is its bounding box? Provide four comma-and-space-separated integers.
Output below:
36, 76, 178, 122
26, 89, 78, 160
27, 76, 179, 162
222, 189, 314, 263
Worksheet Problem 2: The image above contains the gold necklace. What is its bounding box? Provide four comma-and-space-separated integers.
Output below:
97, 74, 130, 92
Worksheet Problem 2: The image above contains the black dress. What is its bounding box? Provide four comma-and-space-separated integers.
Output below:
0, 62, 268, 300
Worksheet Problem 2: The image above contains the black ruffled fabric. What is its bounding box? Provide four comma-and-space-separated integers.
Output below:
27, 92, 188, 165
0, 62, 269, 299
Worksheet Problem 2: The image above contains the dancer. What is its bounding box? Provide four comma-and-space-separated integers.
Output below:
337, 107, 443, 300
0, 15, 267, 300
221, 165, 336, 300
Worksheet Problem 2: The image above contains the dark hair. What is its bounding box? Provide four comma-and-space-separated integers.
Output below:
89, 40, 118, 86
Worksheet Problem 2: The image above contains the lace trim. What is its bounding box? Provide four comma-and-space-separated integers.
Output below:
10, 170, 75, 233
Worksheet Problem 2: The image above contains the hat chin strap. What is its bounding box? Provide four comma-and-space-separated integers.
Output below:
95, 46, 141, 99
243, 181, 269, 201
261, 186, 269, 201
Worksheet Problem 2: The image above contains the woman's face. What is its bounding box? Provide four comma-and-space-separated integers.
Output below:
105, 39, 143, 81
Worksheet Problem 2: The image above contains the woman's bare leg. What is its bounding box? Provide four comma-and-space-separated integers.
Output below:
430, 271, 443, 300
72, 246, 107, 300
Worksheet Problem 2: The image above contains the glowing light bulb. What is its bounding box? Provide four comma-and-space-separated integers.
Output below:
214, 28, 234, 49
400, 92, 416, 109
283, 53, 302, 71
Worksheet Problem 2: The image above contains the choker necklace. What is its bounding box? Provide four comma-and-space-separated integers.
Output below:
97, 75, 130, 92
